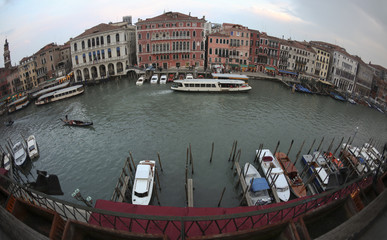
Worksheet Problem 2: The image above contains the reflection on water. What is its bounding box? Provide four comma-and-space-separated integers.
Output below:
1, 78, 386, 207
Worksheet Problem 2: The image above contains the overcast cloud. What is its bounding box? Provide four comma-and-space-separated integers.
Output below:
0, 0, 386, 68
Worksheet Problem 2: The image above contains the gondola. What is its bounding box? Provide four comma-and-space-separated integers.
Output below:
61, 118, 93, 127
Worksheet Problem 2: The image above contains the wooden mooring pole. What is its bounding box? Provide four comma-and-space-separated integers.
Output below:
157, 152, 163, 172
307, 139, 316, 154
286, 140, 294, 157
294, 140, 305, 166
229, 141, 235, 162
210, 142, 214, 163
273, 141, 280, 156
217, 187, 226, 207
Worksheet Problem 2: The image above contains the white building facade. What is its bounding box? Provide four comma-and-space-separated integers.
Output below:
282, 41, 316, 77
329, 51, 358, 93
70, 21, 136, 82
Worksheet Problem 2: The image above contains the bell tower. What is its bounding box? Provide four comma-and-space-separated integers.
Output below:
4, 39, 11, 69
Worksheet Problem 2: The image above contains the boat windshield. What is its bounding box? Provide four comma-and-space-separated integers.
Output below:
134, 191, 148, 198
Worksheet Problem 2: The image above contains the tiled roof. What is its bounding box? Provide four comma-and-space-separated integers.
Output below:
35, 43, 57, 55
73, 23, 123, 40
137, 12, 205, 24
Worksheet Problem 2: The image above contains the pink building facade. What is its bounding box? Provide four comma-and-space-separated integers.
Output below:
136, 12, 206, 70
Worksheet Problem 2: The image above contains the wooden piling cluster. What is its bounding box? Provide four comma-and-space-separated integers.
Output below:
185, 144, 194, 207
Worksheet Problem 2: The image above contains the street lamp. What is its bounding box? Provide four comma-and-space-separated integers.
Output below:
350, 127, 359, 145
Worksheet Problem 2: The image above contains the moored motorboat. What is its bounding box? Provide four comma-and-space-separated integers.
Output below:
302, 153, 330, 192
275, 152, 307, 198
27, 135, 39, 160
7, 96, 30, 113
132, 160, 156, 205
136, 76, 145, 86
243, 163, 272, 205
12, 141, 28, 166
323, 152, 344, 170
2, 153, 11, 171
256, 149, 290, 202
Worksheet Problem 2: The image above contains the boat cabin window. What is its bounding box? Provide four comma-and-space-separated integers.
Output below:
212, 84, 216, 88
134, 191, 148, 197
194, 84, 200, 87
29, 146, 36, 151
263, 156, 273, 162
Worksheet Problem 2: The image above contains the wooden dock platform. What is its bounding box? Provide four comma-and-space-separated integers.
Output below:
118, 176, 130, 202
234, 162, 253, 206
187, 179, 194, 207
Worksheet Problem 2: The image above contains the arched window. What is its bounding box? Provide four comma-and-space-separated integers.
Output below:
81, 41, 85, 49
96, 37, 99, 46
116, 33, 120, 42
88, 39, 91, 48
92, 38, 95, 47
100, 36, 104, 45
74, 43, 77, 51
107, 35, 111, 44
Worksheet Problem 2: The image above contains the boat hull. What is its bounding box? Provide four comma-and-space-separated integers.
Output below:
132, 160, 155, 205
256, 149, 290, 202
275, 152, 307, 198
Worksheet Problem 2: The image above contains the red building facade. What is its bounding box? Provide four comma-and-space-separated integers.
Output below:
136, 12, 206, 70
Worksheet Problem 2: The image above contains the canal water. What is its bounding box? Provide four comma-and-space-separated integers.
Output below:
1, 78, 386, 208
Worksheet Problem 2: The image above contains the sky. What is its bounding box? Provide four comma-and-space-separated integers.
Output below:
0, 0, 386, 68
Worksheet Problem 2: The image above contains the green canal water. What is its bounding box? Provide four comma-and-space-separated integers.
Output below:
1, 78, 386, 207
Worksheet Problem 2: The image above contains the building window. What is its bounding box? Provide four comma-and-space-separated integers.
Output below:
107, 35, 111, 44
108, 48, 112, 58
210, 38, 212, 43
138, 33, 141, 40
96, 37, 99, 46
82, 41, 85, 49
193, 31, 196, 37
74, 43, 77, 51
116, 34, 120, 42
102, 49, 105, 59
101, 36, 104, 45
75, 55, 78, 65
139, 44, 142, 53
88, 52, 92, 62
117, 47, 120, 57
147, 33, 150, 39
92, 38, 95, 47
146, 44, 150, 52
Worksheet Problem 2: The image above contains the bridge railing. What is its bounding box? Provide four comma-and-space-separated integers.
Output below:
0, 172, 374, 240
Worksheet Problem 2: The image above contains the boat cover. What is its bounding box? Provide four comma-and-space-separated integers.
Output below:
250, 178, 269, 192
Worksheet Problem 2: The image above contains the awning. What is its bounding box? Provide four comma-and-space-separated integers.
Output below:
240, 64, 248, 68
318, 80, 335, 86
265, 66, 275, 71
248, 65, 256, 67
229, 64, 239, 67
279, 70, 298, 75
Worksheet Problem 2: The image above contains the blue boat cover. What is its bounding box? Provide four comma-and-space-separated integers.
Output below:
358, 157, 365, 164
250, 178, 270, 192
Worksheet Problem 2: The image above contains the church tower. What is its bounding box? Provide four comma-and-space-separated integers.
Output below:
4, 39, 11, 69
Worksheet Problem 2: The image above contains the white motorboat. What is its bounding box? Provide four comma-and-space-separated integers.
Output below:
150, 74, 158, 84
159, 75, 167, 84
12, 142, 28, 166
2, 153, 11, 171
132, 160, 156, 205
256, 149, 290, 202
244, 163, 271, 205
302, 154, 329, 192
136, 76, 145, 86
171, 79, 252, 92
27, 135, 39, 160
7, 96, 30, 113
186, 74, 194, 80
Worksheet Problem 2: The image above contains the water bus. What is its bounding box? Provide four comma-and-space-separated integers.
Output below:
171, 79, 252, 92
7, 96, 30, 113
31, 80, 70, 99
35, 85, 84, 106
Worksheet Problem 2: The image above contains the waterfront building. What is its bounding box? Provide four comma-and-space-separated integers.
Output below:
310, 44, 331, 80
248, 29, 261, 71
353, 56, 373, 97
330, 50, 358, 93
207, 32, 230, 72
18, 55, 38, 91
280, 40, 317, 79
6, 68, 21, 95
221, 23, 250, 71
251, 31, 280, 73
70, 19, 137, 82
56, 42, 72, 77
278, 40, 290, 72
368, 63, 387, 104
34, 43, 62, 84
136, 11, 206, 70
